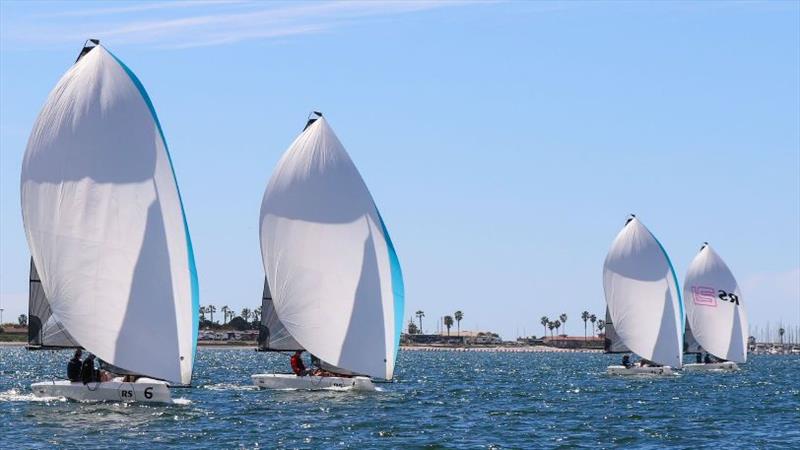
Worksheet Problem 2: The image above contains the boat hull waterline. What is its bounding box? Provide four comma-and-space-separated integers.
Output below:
682, 362, 739, 372
251, 373, 375, 391
31, 378, 172, 403
606, 365, 676, 376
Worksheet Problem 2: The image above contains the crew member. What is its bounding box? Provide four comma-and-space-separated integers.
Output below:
80, 354, 99, 384
290, 350, 309, 376
67, 349, 82, 381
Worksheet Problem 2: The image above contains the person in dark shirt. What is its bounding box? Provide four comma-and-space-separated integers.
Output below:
80, 354, 99, 384
622, 354, 632, 368
67, 349, 82, 381
703, 353, 712, 364
695, 352, 702, 364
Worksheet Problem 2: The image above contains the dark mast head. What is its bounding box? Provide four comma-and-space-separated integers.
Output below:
303, 111, 323, 131
625, 213, 636, 226
76, 39, 100, 63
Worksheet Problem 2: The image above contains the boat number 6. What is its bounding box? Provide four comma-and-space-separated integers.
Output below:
144, 387, 153, 399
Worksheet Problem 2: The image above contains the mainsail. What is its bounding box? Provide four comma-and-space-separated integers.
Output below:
683, 244, 747, 363
257, 277, 303, 351
20, 41, 198, 385
28, 258, 80, 349
259, 112, 404, 380
684, 322, 702, 354
602, 216, 683, 368
603, 307, 630, 353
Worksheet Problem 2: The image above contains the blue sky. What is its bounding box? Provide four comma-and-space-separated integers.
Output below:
1, 1, 798, 340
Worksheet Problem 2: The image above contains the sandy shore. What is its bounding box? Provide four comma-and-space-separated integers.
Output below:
401, 345, 602, 353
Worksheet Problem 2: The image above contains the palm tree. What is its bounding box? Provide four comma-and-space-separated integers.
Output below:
207, 305, 217, 324
554, 320, 561, 336
597, 319, 605, 334
221, 306, 230, 325
590, 314, 597, 335
540, 316, 549, 337
559, 313, 567, 336
444, 315, 454, 336
241, 308, 251, 322
547, 321, 555, 337
254, 306, 262, 324
454, 311, 464, 336
415, 310, 425, 333
199, 306, 207, 322
581, 311, 590, 340
779, 327, 785, 345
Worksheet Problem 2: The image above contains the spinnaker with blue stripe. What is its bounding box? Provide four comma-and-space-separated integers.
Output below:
603, 215, 683, 368
258, 112, 404, 380
21, 40, 198, 386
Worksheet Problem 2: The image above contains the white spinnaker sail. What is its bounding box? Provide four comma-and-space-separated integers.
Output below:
603, 217, 683, 368
683, 244, 747, 363
259, 115, 404, 380
20, 43, 198, 385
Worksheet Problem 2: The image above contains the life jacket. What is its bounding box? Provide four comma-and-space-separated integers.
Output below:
67, 358, 82, 381
290, 354, 305, 376
80, 358, 96, 384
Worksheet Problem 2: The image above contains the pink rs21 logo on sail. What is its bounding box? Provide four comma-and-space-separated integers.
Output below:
692, 286, 717, 307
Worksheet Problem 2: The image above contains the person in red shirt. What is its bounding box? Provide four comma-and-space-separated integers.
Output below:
290, 351, 310, 376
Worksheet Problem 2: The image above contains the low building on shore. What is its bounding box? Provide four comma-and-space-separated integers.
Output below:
402, 330, 502, 346
541, 335, 604, 350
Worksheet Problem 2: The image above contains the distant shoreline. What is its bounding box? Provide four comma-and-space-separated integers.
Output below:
401, 345, 602, 353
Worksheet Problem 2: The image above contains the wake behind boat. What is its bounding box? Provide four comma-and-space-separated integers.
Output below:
252, 112, 404, 392
20, 40, 198, 403
602, 215, 683, 376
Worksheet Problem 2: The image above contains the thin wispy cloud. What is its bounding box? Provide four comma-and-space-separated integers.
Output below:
3, 0, 479, 50
40, 0, 248, 18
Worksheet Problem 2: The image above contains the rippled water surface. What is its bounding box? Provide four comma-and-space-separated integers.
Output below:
1, 347, 798, 448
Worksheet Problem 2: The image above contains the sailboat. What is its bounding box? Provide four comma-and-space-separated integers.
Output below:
682, 243, 747, 371
251, 112, 404, 391
603, 215, 683, 375
21, 40, 198, 402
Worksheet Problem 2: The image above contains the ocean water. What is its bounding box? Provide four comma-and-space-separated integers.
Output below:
0, 347, 798, 449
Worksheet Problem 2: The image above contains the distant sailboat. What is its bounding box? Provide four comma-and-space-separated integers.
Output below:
252, 112, 404, 391
603, 215, 683, 375
21, 40, 198, 402
682, 243, 747, 371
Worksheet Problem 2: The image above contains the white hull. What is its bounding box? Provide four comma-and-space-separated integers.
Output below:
606, 365, 676, 376
683, 362, 739, 372
251, 373, 375, 391
31, 378, 172, 403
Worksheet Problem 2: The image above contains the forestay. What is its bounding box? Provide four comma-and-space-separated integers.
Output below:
683, 244, 747, 363
602, 216, 683, 368
259, 113, 404, 380
20, 42, 198, 385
